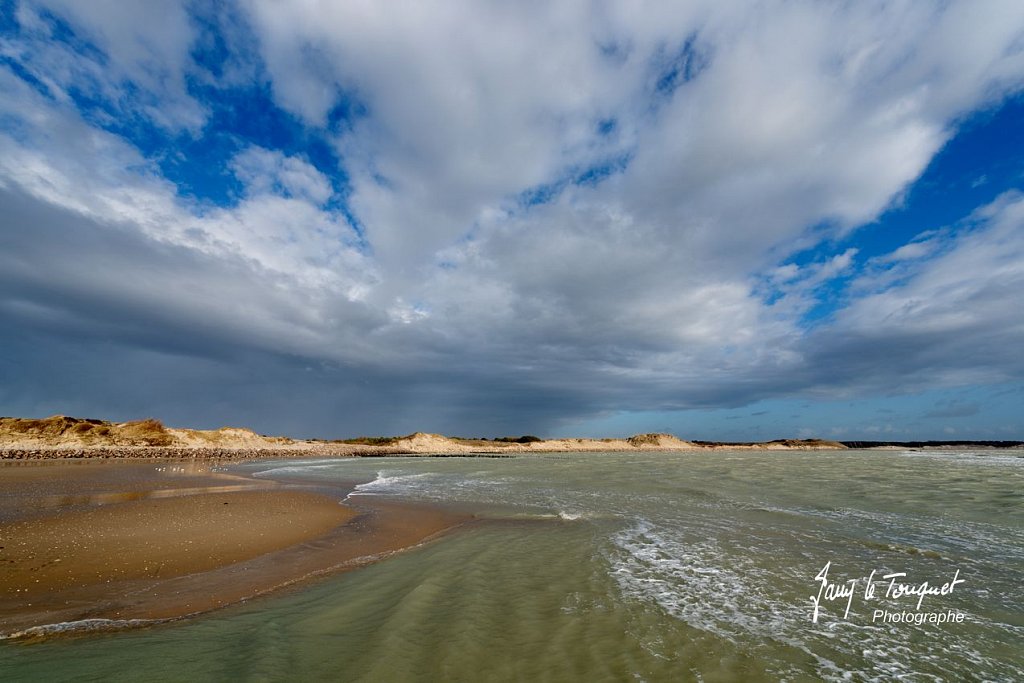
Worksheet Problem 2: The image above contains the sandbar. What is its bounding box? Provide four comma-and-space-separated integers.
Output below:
0, 460, 469, 638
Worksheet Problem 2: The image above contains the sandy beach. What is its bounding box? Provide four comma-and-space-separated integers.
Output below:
0, 460, 470, 638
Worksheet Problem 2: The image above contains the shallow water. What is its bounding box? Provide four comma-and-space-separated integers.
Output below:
1, 450, 1022, 681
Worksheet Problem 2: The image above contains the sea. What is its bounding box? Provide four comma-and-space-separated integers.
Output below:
1, 449, 1022, 681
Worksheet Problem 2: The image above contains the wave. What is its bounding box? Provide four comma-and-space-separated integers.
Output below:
346, 470, 436, 497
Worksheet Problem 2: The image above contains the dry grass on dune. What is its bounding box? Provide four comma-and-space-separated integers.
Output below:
0, 416, 310, 451
0, 415, 173, 447
626, 433, 685, 447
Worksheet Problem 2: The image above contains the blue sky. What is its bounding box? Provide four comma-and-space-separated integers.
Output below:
1, 1, 1023, 440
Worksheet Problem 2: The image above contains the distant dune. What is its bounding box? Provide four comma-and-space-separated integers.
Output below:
16, 415, 1017, 460
382, 431, 706, 454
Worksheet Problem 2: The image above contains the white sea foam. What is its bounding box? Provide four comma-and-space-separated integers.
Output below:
606, 518, 1023, 682
897, 450, 1024, 466
250, 460, 347, 478
347, 470, 437, 496
0, 618, 161, 641
608, 520, 789, 642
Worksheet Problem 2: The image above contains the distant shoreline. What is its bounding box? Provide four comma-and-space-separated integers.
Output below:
1, 415, 1021, 460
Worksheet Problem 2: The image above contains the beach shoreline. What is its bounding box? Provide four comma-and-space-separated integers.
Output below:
0, 459, 471, 639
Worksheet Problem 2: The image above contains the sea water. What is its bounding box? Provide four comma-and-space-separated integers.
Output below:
1, 450, 1022, 681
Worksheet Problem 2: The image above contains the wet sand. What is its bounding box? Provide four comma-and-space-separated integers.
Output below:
0, 460, 469, 638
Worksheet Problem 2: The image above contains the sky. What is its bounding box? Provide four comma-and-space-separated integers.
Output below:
1, 0, 1023, 441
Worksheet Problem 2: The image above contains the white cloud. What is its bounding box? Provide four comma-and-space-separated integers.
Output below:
9, 0, 205, 130
0, 65, 377, 350
877, 239, 938, 264
798, 192, 1024, 394
838, 192, 1024, 339
234, 0, 1024, 296
230, 147, 334, 205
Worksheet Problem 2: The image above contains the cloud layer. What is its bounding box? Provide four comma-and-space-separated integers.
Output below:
2, 1, 1023, 437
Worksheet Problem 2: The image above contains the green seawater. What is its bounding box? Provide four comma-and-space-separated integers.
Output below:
2, 450, 1022, 681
